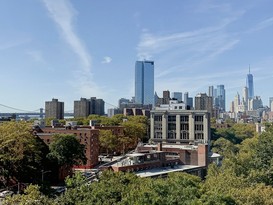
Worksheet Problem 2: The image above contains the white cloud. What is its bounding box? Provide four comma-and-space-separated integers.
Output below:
137, 17, 240, 61
42, 0, 105, 98
42, 0, 91, 72
248, 17, 273, 33
101, 56, 112, 64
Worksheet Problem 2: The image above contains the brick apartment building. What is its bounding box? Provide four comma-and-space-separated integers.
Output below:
34, 125, 100, 169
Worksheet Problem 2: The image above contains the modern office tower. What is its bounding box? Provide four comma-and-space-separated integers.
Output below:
171, 92, 183, 101
135, 60, 154, 105
246, 67, 254, 99
162, 90, 170, 104
90, 97, 105, 115
242, 86, 249, 111
249, 96, 263, 111
45, 98, 64, 119
74, 98, 90, 118
215, 85, 226, 111
269, 97, 273, 111
118, 98, 130, 108
195, 93, 213, 115
74, 97, 105, 118
208, 86, 214, 97
184, 92, 193, 109
188, 97, 193, 108
150, 109, 210, 144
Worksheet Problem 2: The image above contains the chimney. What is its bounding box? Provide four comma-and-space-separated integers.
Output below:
157, 142, 162, 151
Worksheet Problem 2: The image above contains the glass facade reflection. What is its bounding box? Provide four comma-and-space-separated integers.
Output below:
135, 60, 154, 105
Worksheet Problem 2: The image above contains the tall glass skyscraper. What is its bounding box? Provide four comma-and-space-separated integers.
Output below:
216, 85, 226, 111
246, 67, 254, 99
135, 60, 154, 105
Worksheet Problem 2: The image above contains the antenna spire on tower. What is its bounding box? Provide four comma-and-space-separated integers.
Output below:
249, 64, 250, 74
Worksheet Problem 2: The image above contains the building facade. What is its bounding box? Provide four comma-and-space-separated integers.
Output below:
45, 98, 64, 119
195, 93, 213, 116
74, 98, 90, 118
246, 68, 254, 99
35, 126, 100, 169
150, 110, 210, 144
74, 97, 105, 118
171, 92, 182, 102
135, 60, 154, 106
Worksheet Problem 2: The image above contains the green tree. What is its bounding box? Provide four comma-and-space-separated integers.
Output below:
47, 134, 86, 179
0, 122, 46, 186
99, 130, 119, 155
3, 184, 57, 205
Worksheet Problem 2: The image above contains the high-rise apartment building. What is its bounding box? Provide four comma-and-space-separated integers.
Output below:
171, 92, 183, 102
74, 98, 90, 118
195, 93, 213, 115
90, 97, 105, 116
135, 60, 154, 105
74, 97, 105, 118
45, 98, 64, 119
246, 67, 254, 99
162, 90, 170, 104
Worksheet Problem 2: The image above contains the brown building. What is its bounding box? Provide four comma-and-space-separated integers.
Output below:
35, 126, 100, 169
45, 98, 64, 119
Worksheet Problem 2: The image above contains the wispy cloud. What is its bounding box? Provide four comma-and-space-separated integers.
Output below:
0, 39, 30, 51
248, 17, 273, 33
101, 56, 112, 64
42, 0, 104, 98
26, 50, 45, 63
137, 17, 240, 61
42, 0, 91, 72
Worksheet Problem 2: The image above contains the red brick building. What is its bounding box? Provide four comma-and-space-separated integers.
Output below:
35, 126, 100, 169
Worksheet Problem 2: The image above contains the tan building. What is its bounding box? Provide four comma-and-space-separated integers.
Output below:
45, 98, 64, 119
150, 110, 210, 144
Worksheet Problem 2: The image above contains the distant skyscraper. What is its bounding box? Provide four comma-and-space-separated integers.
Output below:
208, 86, 214, 97
269, 97, 273, 111
171, 92, 182, 101
246, 66, 254, 99
215, 85, 226, 111
195, 93, 213, 115
135, 60, 154, 105
45, 98, 64, 119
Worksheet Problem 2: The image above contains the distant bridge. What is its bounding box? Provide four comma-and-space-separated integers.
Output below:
0, 112, 74, 118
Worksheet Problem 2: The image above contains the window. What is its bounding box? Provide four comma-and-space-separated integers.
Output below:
180, 116, 189, 122
194, 115, 203, 122
194, 124, 203, 131
168, 115, 176, 122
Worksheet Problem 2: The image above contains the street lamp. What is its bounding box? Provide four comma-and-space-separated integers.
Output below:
41, 170, 51, 190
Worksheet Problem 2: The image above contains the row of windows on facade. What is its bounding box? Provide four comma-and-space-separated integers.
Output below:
154, 132, 204, 140
154, 115, 204, 122
154, 124, 203, 131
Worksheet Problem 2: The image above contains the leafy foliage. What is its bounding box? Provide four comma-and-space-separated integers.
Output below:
47, 134, 86, 167
0, 122, 47, 185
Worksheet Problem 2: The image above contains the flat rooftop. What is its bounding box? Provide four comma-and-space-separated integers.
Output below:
135, 164, 202, 178
142, 144, 199, 150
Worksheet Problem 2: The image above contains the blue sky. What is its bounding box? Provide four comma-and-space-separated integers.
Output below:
0, 0, 273, 113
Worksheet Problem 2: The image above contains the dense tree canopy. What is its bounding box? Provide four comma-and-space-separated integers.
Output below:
47, 134, 86, 168
0, 121, 47, 186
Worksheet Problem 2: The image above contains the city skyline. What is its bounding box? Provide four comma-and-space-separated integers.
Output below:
1, 0, 273, 112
